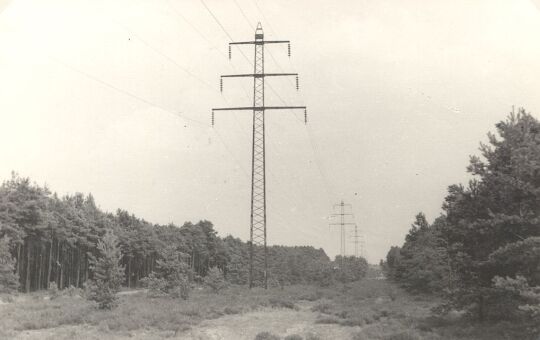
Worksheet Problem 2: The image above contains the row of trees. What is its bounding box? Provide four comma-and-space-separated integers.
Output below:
0, 173, 368, 293
383, 109, 540, 323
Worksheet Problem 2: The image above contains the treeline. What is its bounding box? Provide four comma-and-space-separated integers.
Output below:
383, 109, 540, 323
0, 174, 368, 292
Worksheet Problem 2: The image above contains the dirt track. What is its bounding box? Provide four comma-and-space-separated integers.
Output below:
185, 301, 359, 340
10, 301, 359, 340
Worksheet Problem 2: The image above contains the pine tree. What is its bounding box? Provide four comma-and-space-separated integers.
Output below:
0, 236, 19, 293
87, 231, 124, 309
142, 246, 192, 299
204, 267, 228, 293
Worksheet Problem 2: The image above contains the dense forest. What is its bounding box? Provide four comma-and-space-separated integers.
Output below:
383, 109, 540, 324
0, 174, 367, 292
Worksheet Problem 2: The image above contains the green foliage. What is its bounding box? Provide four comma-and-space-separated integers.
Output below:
334, 255, 369, 283
441, 110, 540, 319
141, 246, 192, 299
386, 109, 540, 325
386, 215, 452, 293
47, 281, 60, 299
204, 267, 228, 293
284, 335, 303, 340
0, 236, 19, 293
0, 172, 335, 293
255, 331, 281, 340
492, 275, 540, 320
86, 231, 124, 309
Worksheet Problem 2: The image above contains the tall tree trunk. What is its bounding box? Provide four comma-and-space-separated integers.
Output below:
47, 239, 53, 289
56, 241, 61, 288
67, 247, 72, 288
25, 242, 31, 293
59, 243, 64, 290
16, 244, 21, 275
84, 252, 88, 282
127, 257, 131, 288
37, 252, 43, 290
135, 257, 139, 286
76, 248, 81, 288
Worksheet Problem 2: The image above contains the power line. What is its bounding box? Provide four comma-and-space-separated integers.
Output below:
165, 3, 326, 239
49, 56, 210, 128
109, 18, 216, 92
234, 0, 255, 31
198, 3, 321, 221
242, 5, 335, 204
199, 0, 236, 42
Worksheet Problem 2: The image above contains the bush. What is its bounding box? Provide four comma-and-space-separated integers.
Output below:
305, 333, 321, 340
141, 246, 192, 300
311, 303, 332, 314
140, 273, 168, 298
255, 331, 281, 340
204, 267, 228, 293
268, 298, 298, 310
223, 306, 241, 315
284, 335, 303, 340
314, 316, 340, 324
48, 281, 60, 299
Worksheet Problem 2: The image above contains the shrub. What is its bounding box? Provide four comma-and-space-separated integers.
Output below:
48, 281, 60, 299
305, 333, 321, 340
140, 273, 168, 298
284, 335, 303, 340
311, 303, 332, 314
255, 331, 281, 340
141, 246, 192, 300
339, 317, 364, 327
314, 316, 340, 324
224, 306, 241, 315
204, 267, 228, 293
268, 298, 298, 310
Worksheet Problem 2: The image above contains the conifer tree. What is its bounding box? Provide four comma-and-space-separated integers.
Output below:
204, 267, 228, 293
142, 246, 192, 299
87, 231, 124, 309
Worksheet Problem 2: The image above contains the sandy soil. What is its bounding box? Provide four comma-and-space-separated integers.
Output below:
184, 302, 360, 340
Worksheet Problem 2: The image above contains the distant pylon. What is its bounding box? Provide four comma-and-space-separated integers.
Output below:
350, 224, 365, 258
329, 200, 355, 267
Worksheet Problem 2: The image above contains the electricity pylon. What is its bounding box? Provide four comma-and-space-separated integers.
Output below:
329, 200, 355, 268
350, 224, 365, 258
212, 23, 307, 289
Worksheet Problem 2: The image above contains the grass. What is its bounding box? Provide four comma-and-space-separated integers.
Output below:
0, 280, 537, 339
0, 284, 325, 337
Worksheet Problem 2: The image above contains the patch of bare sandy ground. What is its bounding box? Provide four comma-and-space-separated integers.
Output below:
7, 301, 357, 340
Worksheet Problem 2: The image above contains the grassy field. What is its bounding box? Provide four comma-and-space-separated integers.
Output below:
0, 280, 535, 340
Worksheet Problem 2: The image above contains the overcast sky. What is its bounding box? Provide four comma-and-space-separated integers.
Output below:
1, 0, 540, 263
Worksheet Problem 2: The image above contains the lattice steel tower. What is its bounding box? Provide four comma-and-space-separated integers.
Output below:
212, 23, 307, 288
329, 200, 355, 267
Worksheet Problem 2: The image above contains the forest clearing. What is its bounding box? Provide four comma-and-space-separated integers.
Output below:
2, 1, 540, 340
0, 279, 531, 340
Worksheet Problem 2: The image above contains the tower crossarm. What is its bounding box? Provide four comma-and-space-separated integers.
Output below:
212, 106, 306, 111
230, 40, 290, 45
221, 73, 298, 78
